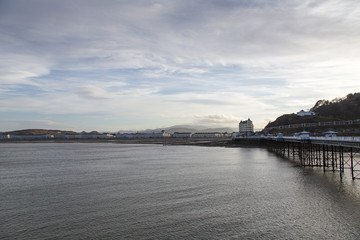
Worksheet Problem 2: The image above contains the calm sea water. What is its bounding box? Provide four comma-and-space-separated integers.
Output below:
1, 143, 359, 239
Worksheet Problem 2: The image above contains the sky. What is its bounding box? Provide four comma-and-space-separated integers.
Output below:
1, 0, 360, 132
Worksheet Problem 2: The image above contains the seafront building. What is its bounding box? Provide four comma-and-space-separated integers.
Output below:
116, 130, 171, 139
239, 118, 254, 135
192, 132, 223, 138
7, 134, 54, 140
0, 134, 10, 140
172, 132, 192, 138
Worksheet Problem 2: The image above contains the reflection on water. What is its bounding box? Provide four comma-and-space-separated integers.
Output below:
0, 143, 359, 239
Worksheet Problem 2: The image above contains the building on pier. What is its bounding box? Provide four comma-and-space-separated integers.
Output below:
324, 131, 337, 137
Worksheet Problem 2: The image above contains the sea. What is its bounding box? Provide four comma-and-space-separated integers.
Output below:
1, 143, 359, 239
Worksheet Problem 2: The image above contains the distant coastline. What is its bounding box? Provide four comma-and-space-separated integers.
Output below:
0, 137, 235, 147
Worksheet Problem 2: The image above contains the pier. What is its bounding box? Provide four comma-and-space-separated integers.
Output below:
233, 136, 360, 180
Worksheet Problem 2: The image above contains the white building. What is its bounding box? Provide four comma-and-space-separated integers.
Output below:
324, 131, 337, 137
0, 134, 10, 140
297, 110, 316, 116
147, 131, 172, 138
94, 133, 115, 139
116, 130, 171, 139
172, 132, 192, 138
9, 134, 54, 140
239, 118, 254, 135
294, 131, 310, 140
223, 132, 232, 138
192, 132, 224, 138
65, 133, 115, 139
116, 133, 141, 139
54, 132, 66, 139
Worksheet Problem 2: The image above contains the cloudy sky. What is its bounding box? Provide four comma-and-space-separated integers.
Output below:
1, 0, 359, 132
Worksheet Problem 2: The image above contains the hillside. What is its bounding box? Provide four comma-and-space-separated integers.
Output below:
263, 93, 360, 135
4, 129, 78, 135
310, 93, 360, 119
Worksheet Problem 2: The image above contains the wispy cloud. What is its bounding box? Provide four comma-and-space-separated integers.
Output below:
0, 118, 69, 131
194, 114, 240, 127
76, 85, 109, 99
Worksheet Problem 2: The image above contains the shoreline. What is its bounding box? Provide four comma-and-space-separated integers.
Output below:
0, 138, 242, 147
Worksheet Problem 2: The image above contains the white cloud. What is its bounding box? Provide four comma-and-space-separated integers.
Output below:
76, 85, 109, 99
0, 54, 51, 85
33, 119, 59, 126
193, 114, 240, 127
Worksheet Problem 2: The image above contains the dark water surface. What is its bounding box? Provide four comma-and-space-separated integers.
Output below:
1, 143, 359, 239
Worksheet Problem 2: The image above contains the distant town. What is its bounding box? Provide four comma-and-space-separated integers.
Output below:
0, 129, 234, 141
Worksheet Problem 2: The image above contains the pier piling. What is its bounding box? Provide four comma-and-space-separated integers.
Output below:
233, 137, 360, 180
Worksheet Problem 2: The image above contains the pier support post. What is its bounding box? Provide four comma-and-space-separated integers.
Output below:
322, 145, 326, 172
340, 146, 344, 180
350, 148, 354, 180
331, 146, 335, 172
